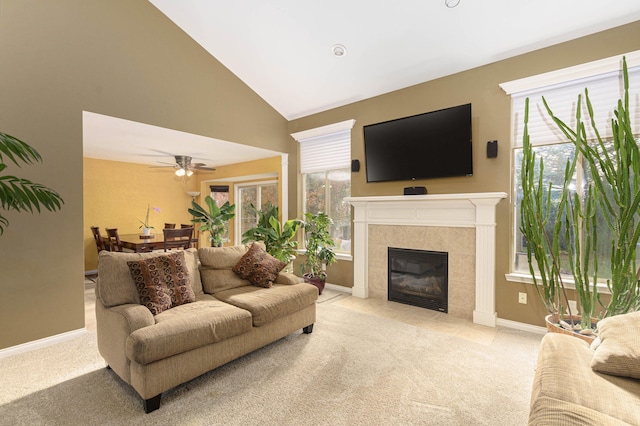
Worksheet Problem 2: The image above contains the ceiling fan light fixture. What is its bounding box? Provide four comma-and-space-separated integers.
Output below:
186, 169, 194, 177
175, 168, 186, 177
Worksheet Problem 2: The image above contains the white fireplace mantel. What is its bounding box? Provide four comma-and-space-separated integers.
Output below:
346, 192, 507, 327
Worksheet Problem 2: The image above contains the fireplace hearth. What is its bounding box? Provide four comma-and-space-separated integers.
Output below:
388, 247, 448, 313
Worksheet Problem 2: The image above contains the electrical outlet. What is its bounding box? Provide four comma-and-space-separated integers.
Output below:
518, 292, 527, 304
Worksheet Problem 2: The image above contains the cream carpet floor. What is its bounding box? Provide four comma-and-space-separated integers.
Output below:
0, 288, 542, 425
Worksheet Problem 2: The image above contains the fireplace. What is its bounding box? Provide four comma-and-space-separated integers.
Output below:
347, 192, 507, 327
388, 247, 448, 312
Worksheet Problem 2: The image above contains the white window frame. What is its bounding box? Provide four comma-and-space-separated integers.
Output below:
500, 50, 640, 287
233, 180, 278, 246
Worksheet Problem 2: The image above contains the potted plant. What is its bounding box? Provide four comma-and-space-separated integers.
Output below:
188, 195, 235, 247
520, 57, 640, 338
241, 202, 302, 267
138, 204, 160, 236
301, 211, 337, 294
0, 132, 64, 236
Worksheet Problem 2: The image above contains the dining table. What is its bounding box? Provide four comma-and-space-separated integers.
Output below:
115, 233, 199, 253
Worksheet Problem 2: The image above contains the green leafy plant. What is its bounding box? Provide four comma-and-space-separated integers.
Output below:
188, 196, 235, 247
520, 57, 640, 331
241, 202, 302, 263
301, 211, 337, 280
0, 132, 64, 236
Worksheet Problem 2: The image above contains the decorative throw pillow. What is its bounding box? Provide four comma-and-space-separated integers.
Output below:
247, 255, 287, 288
590, 311, 640, 379
232, 243, 267, 280
232, 243, 286, 288
127, 251, 195, 315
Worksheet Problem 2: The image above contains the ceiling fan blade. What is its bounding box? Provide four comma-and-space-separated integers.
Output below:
193, 165, 216, 171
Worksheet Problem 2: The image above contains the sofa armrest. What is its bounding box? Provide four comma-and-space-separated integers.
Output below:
275, 272, 303, 285
95, 299, 154, 380
108, 303, 155, 331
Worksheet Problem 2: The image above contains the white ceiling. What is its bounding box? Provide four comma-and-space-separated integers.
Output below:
85, 1, 640, 168
82, 111, 282, 169
149, 0, 640, 120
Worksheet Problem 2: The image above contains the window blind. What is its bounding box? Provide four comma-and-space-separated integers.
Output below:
510, 66, 640, 148
299, 130, 351, 173
292, 119, 355, 174
209, 185, 229, 193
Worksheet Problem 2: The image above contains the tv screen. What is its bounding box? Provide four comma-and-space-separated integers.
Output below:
363, 103, 472, 183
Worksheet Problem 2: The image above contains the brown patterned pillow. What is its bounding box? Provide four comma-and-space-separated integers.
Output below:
232, 243, 286, 288
127, 252, 195, 315
248, 255, 287, 288
232, 243, 267, 279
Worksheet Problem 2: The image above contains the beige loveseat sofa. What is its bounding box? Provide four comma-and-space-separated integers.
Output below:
95, 244, 318, 413
529, 312, 640, 425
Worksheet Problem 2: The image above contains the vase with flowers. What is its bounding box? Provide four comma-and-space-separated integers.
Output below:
139, 204, 160, 236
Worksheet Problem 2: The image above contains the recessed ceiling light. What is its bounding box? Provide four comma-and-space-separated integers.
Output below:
332, 44, 346, 57
445, 0, 460, 7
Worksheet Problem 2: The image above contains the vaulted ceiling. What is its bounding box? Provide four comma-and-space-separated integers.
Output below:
84, 1, 640, 168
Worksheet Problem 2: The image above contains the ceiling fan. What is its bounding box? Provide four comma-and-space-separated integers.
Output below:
155, 155, 216, 177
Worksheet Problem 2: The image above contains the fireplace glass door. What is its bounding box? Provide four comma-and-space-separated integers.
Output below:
388, 247, 448, 313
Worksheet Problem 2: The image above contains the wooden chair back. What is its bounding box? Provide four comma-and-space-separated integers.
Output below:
163, 227, 193, 252
91, 226, 109, 253
164, 223, 176, 229
180, 223, 193, 228
105, 228, 124, 252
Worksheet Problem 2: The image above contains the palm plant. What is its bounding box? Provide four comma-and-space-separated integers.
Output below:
520, 57, 640, 331
188, 196, 235, 247
0, 132, 64, 236
241, 202, 302, 263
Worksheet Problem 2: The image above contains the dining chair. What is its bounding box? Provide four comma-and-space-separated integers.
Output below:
180, 223, 193, 228
91, 226, 110, 253
105, 228, 127, 252
163, 227, 194, 252
164, 223, 176, 229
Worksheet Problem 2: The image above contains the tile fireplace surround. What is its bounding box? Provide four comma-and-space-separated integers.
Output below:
346, 192, 507, 327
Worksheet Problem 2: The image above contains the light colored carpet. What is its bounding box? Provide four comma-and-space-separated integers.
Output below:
0, 293, 541, 425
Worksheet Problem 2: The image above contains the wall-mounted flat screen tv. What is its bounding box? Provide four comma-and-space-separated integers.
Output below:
363, 103, 472, 183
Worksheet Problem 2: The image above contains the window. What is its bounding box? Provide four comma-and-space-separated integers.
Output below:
501, 52, 640, 281
292, 119, 355, 254
235, 181, 278, 244
209, 185, 230, 243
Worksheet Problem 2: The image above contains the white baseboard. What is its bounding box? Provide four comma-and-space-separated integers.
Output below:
0, 328, 89, 360
324, 283, 352, 294
496, 317, 547, 335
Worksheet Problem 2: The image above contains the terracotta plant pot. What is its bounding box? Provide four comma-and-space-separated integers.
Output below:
545, 314, 597, 343
303, 274, 325, 295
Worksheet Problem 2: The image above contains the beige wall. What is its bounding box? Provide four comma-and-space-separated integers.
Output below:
0, 0, 290, 349
288, 21, 640, 327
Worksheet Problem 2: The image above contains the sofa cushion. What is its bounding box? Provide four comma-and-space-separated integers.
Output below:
126, 299, 253, 365
529, 333, 640, 426
213, 283, 318, 327
199, 245, 251, 294
127, 252, 196, 315
97, 248, 202, 308
232, 243, 286, 288
591, 311, 640, 379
